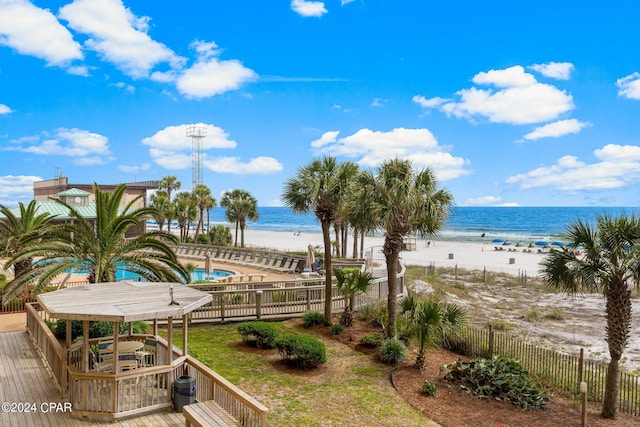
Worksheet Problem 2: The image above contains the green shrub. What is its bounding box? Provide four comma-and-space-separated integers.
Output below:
275, 333, 327, 369
55, 319, 150, 340
209, 225, 232, 246
302, 311, 325, 326
421, 380, 438, 396
379, 338, 407, 365
0, 273, 6, 283
330, 324, 344, 335
237, 321, 278, 349
444, 356, 548, 410
360, 332, 384, 347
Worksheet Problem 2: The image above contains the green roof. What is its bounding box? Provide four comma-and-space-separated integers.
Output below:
56, 188, 92, 197
0, 201, 98, 220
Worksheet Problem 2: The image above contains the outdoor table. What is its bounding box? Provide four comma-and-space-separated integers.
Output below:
106, 341, 144, 353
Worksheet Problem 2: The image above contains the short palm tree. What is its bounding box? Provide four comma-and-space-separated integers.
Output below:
149, 190, 171, 231
158, 175, 181, 233
3, 184, 189, 301
541, 214, 640, 419
0, 201, 58, 287
174, 191, 197, 242
282, 156, 346, 324
220, 189, 259, 247
371, 159, 453, 336
334, 267, 374, 326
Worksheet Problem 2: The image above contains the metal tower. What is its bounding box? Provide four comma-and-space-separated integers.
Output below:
187, 125, 206, 189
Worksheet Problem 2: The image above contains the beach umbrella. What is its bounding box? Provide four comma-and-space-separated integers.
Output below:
551, 241, 565, 247
491, 238, 504, 243
204, 251, 212, 274
534, 241, 548, 247
306, 244, 315, 271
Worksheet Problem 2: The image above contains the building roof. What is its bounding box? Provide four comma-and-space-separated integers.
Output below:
56, 188, 91, 197
37, 282, 213, 322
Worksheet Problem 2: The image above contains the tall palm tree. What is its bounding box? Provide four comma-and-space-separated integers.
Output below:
541, 214, 640, 419
3, 184, 189, 301
345, 171, 378, 258
149, 190, 170, 231
0, 201, 58, 285
174, 191, 197, 242
282, 156, 346, 324
371, 159, 453, 337
192, 184, 216, 241
158, 176, 181, 234
220, 189, 259, 247
335, 162, 359, 258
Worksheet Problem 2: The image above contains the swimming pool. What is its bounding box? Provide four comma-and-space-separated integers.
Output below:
67, 267, 231, 282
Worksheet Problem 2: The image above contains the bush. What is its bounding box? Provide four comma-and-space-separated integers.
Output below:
209, 225, 232, 246
379, 338, 407, 365
54, 319, 150, 340
302, 311, 325, 326
275, 333, 327, 369
330, 324, 344, 335
360, 332, 384, 348
444, 356, 548, 410
421, 380, 438, 396
237, 321, 278, 349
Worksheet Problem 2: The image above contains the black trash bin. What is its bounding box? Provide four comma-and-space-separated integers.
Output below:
173, 375, 196, 412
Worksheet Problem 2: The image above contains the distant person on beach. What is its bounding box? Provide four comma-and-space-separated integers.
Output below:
481, 232, 486, 238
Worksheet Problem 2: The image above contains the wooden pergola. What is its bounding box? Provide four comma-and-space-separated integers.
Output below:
37, 281, 213, 374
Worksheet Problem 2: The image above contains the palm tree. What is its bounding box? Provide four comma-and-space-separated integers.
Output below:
158, 176, 181, 233
192, 184, 216, 241
3, 184, 189, 302
541, 214, 640, 419
0, 201, 58, 285
400, 298, 466, 369
149, 190, 170, 231
334, 267, 374, 326
282, 156, 347, 324
346, 171, 379, 258
371, 159, 453, 337
220, 189, 259, 247
174, 191, 197, 242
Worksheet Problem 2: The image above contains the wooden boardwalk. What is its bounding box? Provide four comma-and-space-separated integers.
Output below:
0, 331, 184, 426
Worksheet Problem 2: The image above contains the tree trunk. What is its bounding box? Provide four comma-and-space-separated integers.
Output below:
384, 238, 400, 337
352, 228, 358, 259
240, 221, 246, 247
341, 223, 347, 258
360, 232, 365, 259
322, 220, 333, 325
602, 355, 620, 418
234, 222, 239, 247
333, 223, 340, 257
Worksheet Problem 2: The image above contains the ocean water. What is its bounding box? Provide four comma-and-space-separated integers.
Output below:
205, 206, 640, 243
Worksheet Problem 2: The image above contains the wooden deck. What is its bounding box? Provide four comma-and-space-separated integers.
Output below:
0, 331, 184, 426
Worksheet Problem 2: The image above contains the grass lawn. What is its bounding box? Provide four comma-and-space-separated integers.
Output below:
163, 321, 433, 426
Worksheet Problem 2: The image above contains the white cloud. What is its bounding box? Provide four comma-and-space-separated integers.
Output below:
371, 98, 386, 107
617, 72, 640, 100
0, 0, 83, 66
507, 144, 640, 191
465, 196, 502, 206
113, 81, 135, 93
523, 119, 590, 141
142, 123, 281, 174
205, 156, 283, 174
412, 95, 447, 108
529, 62, 574, 80
59, 0, 184, 78
0, 104, 12, 114
311, 127, 471, 181
341, 0, 356, 4
310, 131, 339, 148
291, 0, 327, 17
0, 175, 42, 206
3, 128, 113, 165
118, 163, 150, 174
420, 65, 575, 125
175, 41, 257, 98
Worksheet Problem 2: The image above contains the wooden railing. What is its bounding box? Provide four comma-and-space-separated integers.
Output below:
25, 303, 67, 392
184, 355, 268, 426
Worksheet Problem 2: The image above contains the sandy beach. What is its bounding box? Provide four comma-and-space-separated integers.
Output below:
241, 229, 544, 276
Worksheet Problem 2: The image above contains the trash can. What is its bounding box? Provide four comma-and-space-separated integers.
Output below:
173, 375, 196, 412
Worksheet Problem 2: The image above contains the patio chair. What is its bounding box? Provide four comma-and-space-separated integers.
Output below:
97, 340, 114, 363
117, 353, 138, 372
136, 339, 157, 367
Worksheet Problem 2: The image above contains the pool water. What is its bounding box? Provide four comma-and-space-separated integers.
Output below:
68, 267, 231, 283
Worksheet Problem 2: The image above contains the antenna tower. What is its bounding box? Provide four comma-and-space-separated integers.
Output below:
187, 125, 206, 189
54, 167, 64, 193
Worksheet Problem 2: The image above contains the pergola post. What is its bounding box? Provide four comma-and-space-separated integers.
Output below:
112, 322, 120, 373
167, 317, 173, 364
182, 314, 188, 357
83, 320, 89, 372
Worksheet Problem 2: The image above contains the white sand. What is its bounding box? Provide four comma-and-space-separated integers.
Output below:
243, 229, 544, 276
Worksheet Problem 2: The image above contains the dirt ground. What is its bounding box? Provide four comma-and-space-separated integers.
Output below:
0, 313, 26, 332
313, 317, 638, 427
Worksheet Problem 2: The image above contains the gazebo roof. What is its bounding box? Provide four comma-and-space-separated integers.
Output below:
37, 281, 213, 322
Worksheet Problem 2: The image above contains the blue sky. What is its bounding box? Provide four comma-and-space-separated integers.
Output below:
2, 1, 640, 207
